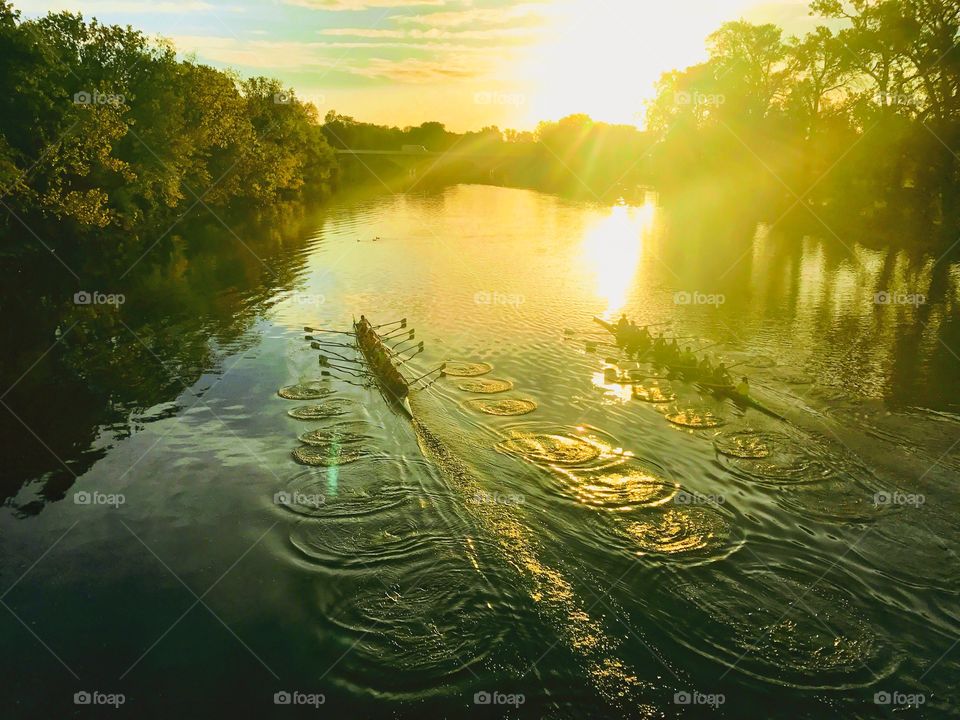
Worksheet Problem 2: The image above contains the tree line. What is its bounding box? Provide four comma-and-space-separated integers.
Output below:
645, 0, 960, 237
0, 1, 336, 251
2, 0, 957, 250
323, 111, 654, 199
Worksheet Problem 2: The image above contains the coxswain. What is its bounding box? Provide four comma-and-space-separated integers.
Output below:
735, 376, 750, 397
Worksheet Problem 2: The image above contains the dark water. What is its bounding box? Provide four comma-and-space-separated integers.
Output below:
1, 185, 958, 718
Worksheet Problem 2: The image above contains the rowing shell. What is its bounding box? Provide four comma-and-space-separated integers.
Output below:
591, 316, 786, 421
354, 317, 414, 418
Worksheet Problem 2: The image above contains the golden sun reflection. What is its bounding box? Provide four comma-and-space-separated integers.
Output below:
579, 203, 655, 316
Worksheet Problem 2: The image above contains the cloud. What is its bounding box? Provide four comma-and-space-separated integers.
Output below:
350, 56, 479, 82
15, 0, 230, 13
172, 35, 335, 69
397, 3, 547, 28
318, 26, 536, 41
171, 34, 491, 80
284, 0, 450, 10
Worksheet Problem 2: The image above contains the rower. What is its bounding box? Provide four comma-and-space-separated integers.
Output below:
679, 346, 696, 369
652, 333, 666, 360
666, 338, 680, 363
625, 321, 642, 356
617, 314, 629, 331
736, 376, 749, 396
698, 354, 714, 377
713, 362, 732, 386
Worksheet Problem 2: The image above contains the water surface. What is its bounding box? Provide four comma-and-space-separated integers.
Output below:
2, 185, 958, 718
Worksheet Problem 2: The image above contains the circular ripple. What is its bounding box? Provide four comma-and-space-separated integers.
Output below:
278, 382, 332, 400
299, 428, 370, 446
290, 515, 424, 568
456, 378, 513, 393
497, 433, 602, 465
674, 566, 900, 688
778, 480, 886, 523
666, 409, 726, 428
278, 466, 410, 519
322, 562, 506, 679
464, 398, 537, 416
716, 432, 850, 485
552, 463, 679, 511
292, 445, 365, 466
743, 355, 777, 368
714, 429, 778, 458
622, 507, 730, 555
443, 361, 493, 377
633, 384, 676, 403
288, 400, 351, 420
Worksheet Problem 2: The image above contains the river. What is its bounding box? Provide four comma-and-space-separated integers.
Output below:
1, 184, 958, 718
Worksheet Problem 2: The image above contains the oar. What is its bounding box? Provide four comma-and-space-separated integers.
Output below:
566, 329, 611, 337
394, 343, 423, 365
304, 326, 355, 337
318, 353, 364, 368
409, 363, 446, 385
312, 345, 360, 365
386, 330, 415, 346
319, 356, 370, 378
305, 336, 354, 349
373, 318, 406, 330
392, 338, 422, 355
382, 323, 411, 340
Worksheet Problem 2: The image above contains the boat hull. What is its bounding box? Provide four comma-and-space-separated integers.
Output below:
354, 318, 413, 418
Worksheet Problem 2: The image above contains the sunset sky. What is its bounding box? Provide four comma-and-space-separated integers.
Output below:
16, 0, 821, 130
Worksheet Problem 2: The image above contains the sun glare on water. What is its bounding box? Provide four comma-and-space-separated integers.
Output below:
580, 202, 655, 316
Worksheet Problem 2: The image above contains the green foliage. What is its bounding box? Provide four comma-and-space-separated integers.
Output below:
646, 0, 960, 232
0, 3, 336, 244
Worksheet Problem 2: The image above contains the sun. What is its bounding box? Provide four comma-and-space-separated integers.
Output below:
513, 0, 760, 127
